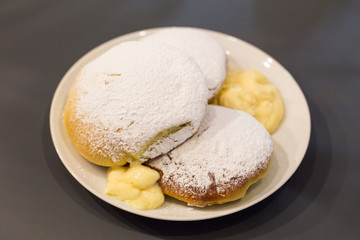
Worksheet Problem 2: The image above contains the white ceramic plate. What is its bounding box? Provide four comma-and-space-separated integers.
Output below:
50, 27, 311, 221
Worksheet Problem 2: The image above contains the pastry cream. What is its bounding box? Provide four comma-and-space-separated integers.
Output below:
211, 69, 284, 134
105, 164, 164, 210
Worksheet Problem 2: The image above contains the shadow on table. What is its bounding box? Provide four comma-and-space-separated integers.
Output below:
42, 94, 342, 238
90, 96, 334, 239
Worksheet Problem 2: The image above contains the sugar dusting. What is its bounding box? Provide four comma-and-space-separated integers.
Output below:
72, 41, 208, 162
142, 27, 227, 99
147, 105, 273, 197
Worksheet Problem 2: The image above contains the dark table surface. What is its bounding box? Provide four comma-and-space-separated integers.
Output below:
1, 0, 359, 239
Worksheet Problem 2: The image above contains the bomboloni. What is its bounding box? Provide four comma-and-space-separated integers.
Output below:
142, 27, 227, 100
64, 41, 208, 167
147, 105, 273, 207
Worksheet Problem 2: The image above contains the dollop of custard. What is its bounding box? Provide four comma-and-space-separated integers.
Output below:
211, 69, 284, 134
105, 164, 164, 210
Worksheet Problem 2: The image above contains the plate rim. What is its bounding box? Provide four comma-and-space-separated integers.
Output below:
49, 27, 311, 221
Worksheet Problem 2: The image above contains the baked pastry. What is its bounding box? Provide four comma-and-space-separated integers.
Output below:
142, 27, 227, 100
146, 105, 273, 207
64, 41, 208, 167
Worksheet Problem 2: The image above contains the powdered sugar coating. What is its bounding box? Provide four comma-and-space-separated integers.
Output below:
142, 27, 227, 100
71, 41, 208, 163
147, 105, 273, 204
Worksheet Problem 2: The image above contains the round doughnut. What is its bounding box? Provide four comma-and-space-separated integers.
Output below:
64, 41, 208, 167
142, 27, 227, 100
146, 105, 273, 207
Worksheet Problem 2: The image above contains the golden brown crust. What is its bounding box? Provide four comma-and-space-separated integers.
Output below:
63, 84, 127, 167
151, 156, 271, 207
